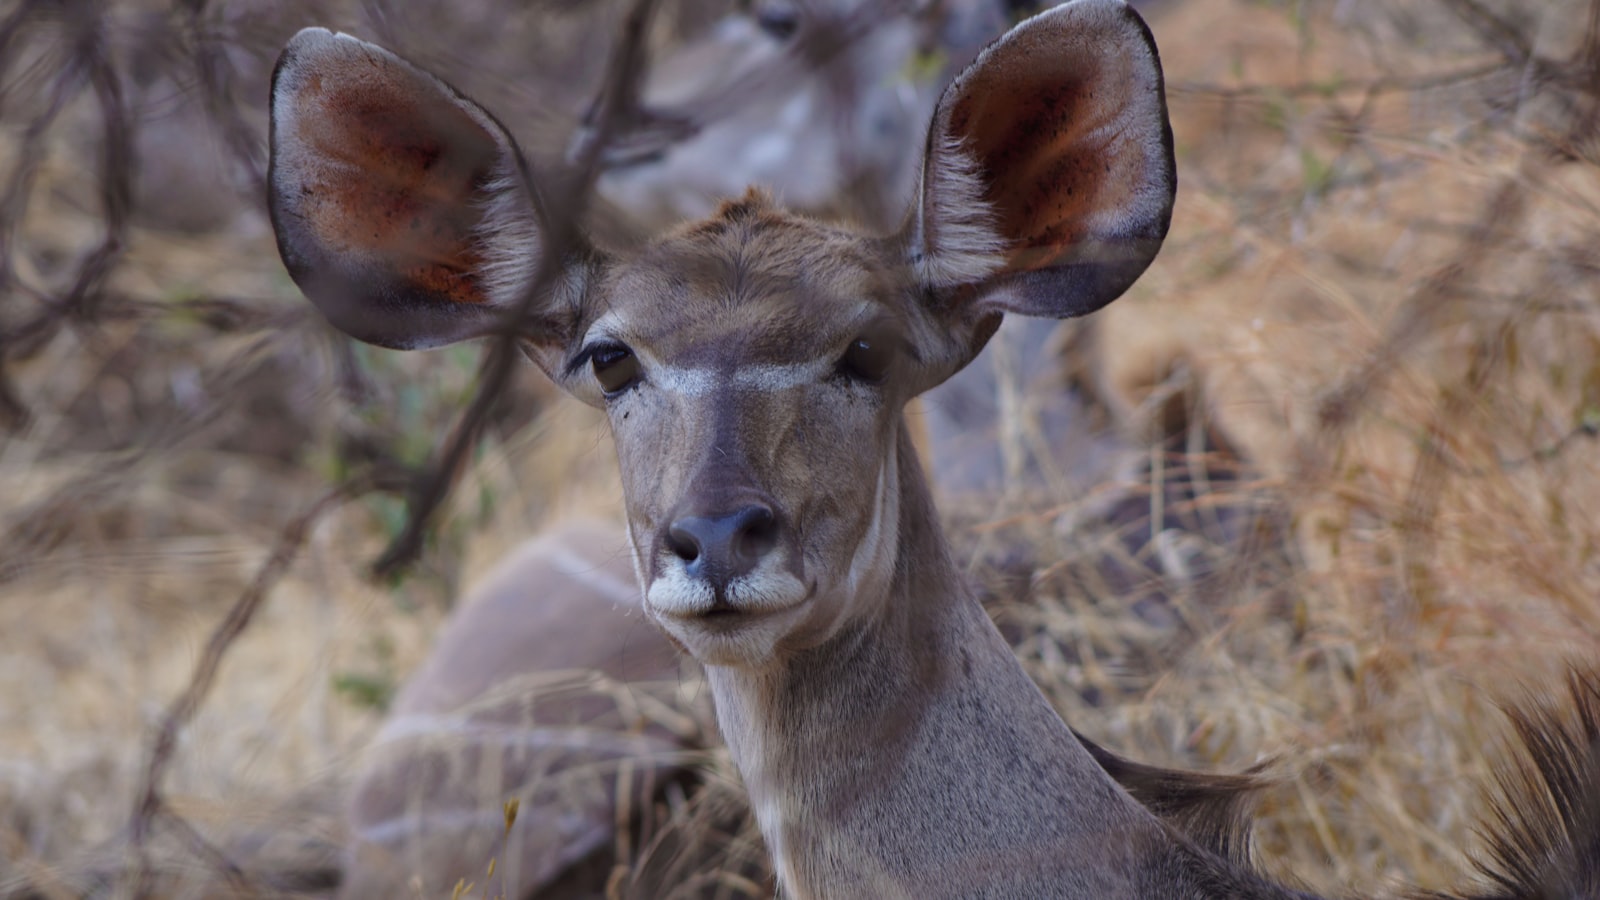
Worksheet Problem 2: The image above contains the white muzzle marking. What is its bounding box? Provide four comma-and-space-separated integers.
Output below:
646, 559, 808, 619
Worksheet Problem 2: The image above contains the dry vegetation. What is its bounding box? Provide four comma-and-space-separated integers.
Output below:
1, 0, 1598, 897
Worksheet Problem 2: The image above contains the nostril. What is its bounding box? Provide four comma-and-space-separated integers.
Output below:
733, 506, 778, 564
665, 524, 701, 563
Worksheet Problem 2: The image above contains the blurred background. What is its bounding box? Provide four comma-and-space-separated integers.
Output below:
1, 0, 1598, 897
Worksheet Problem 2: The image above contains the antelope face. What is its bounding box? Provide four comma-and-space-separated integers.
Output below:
565, 198, 949, 665
268, 0, 1175, 669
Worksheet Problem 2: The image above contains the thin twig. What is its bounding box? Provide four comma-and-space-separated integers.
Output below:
126, 474, 392, 897
1169, 61, 1506, 104
0, 0, 41, 116
178, 0, 269, 199
1312, 174, 1531, 441
1432, 417, 1600, 478
0, 16, 84, 313
60, 18, 132, 327
0, 6, 131, 432
160, 811, 255, 897
591, 0, 914, 171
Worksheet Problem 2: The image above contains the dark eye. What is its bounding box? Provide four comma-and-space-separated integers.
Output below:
838, 334, 893, 384
753, 1, 800, 40
592, 345, 641, 396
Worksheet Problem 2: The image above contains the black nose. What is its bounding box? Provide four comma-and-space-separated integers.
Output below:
663, 504, 780, 588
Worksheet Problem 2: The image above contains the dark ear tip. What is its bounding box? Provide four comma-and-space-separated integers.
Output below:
1001, 255, 1155, 321
294, 266, 500, 352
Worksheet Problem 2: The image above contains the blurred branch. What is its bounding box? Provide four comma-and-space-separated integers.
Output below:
177, 0, 268, 197
369, 0, 663, 578
1312, 172, 1532, 442
1438, 0, 1536, 67
1169, 61, 1506, 103
1438, 0, 1600, 125
125, 471, 403, 899
1572, 0, 1600, 152
61, 19, 131, 328
0, 6, 131, 428
0, 1, 37, 113
1433, 414, 1600, 477
591, 0, 913, 170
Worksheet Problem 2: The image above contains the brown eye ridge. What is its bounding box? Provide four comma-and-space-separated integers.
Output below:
837, 334, 893, 384
592, 345, 641, 396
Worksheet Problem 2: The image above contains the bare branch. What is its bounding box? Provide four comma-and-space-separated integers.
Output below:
126, 473, 397, 897
370, 0, 665, 578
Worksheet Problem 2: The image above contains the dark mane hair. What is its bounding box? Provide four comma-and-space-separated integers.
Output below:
1074, 728, 1270, 869
1414, 667, 1600, 900
1084, 666, 1600, 900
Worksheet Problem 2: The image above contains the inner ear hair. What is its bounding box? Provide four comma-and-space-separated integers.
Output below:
908, 0, 1176, 323
268, 27, 597, 361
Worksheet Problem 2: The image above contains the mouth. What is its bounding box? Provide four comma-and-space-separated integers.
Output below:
647, 577, 813, 630
647, 565, 810, 613
644, 575, 815, 666
653, 590, 809, 626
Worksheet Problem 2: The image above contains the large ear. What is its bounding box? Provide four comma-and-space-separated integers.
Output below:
269, 28, 589, 357
908, 0, 1174, 324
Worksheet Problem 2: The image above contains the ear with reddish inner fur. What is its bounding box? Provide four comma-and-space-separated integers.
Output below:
908, 0, 1174, 345
269, 28, 585, 359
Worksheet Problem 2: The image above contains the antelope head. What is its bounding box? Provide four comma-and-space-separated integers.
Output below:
268, 0, 1173, 670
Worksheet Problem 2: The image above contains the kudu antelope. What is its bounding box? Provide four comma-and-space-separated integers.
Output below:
268, 0, 1600, 896
339, 3, 1161, 891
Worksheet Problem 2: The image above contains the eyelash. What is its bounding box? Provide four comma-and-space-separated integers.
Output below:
585, 343, 642, 397
835, 332, 895, 384
577, 331, 901, 397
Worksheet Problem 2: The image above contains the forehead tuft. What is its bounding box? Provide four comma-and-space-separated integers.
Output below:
604, 196, 901, 362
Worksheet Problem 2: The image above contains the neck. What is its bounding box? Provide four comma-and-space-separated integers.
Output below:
701, 423, 1179, 899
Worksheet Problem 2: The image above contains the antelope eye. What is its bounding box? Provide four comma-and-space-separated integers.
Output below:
592, 345, 641, 396
838, 334, 893, 384
753, 1, 800, 40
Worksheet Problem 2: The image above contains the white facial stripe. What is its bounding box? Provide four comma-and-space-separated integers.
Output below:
580, 312, 626, 348
581, 310, 877, 397
650, 360, 836, 396
845, 447, 900, 597
649, 365, 716, 396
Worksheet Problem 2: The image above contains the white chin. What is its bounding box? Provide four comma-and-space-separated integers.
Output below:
657, 609, 803, 667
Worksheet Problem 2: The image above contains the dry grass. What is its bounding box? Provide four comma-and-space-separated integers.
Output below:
1, 0, 1598, 897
